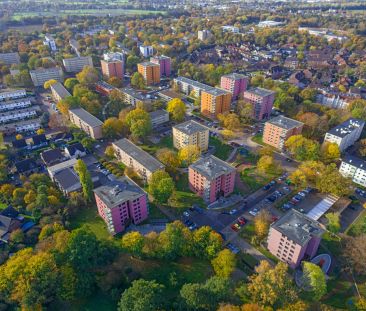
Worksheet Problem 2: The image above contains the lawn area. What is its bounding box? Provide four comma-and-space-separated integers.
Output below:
210, 137, 233, 160
240, 167, 268, 192
320, 278, 355, 309
320, 232, 342, 257
251, 134, 264, 145
148, 203, 168, 220
347, 209, 366, 236
67, 292, 117, 311
142, 136, 173, 155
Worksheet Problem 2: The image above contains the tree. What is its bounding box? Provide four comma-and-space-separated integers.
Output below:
43, 79, 58, 89
131, 72, 146, 89
192, 226, 223, 259
166, 98, 186, 122
105, 145, 115, 159
211, 249, 236, 278
36, 128, 45, 135
15, 134, 23, 140
321, 142, 340, 163
325, 212, 341, 233
102, 117, 124, 138
237, 101, 254, 124
247, 261, 298, 308
76, 66, 99, 87
121, 231, 145, 257
301, 262, 327, 301
118, 279, 165, 311
178, 145, 201, 166
256, 155, 281, 175
64, 78, 79, 92
81, 137, 95, 151
342, 234, 366, 275
108, 76, 123, 88
285, 135, 320, 161
148, 170, 174, 204
253, 210, 271, 242
289, 170, 307, 189
125, 108, 151, 139
75, 159, 93, 201
156, 148, 180, 173
218, 113, 241, 131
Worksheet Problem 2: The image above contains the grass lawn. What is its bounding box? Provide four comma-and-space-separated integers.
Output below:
320, 278, 355, 309
0, 203, 8, 210
210, 137, 233, 160
142, 136, 173, 155
148, 203, 168, 220
346, 209, 366, 236
320, 232, 342, 257
251, 134, 264, 145
240, 167, 267, 192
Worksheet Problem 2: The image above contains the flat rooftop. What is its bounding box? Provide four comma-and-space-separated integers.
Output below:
245, 87, 275, 97
139, 61, 159, 67
122, 87, 147, 100
266, 115, 303, 130
93, 176, 145, 208
69, 108, 103, 128
113, 138, 165, 173
221, 73, 248, 80
149, 110, 168, 119
327, 118, 365, 138
202, 88, 231, 97
173, 120, 208, 135
271, 209, 325, 246
342, 155, 366, 170
190, 155, 235, 180
174, 76, 214, 92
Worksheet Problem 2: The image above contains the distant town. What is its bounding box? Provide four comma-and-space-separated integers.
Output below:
0, 1, 366, 310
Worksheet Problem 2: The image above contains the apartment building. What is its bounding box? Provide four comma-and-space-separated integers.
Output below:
189, 155, 236, 203
101, 59, 124, 80
0, 118, 41, 135
243, 87, 276, 120
121, 87, 151, 106
222, 25, 240, 33
339, 156, 366, 187
198, 30, 212, 41
201, 88, 232, 119
94, 177, 148, 235
137, 62, 160, 85
324, 118, 365, 152
0, 98, 32, 112
220, 73, 249, 100
69, 108, 103, 139
50, 82, 71, 102
95, 81, 117, 96
30, 67, 63, 87
43, 34, 57, 51
263, 116, 304, 150
0, 89, 26, 101
173, 76, 214, 97
149, 110, 169, 129
0, 52, 20, 65
103, 52, 124, 62
0, 106, 40, 124
173, 120, 209, 151
62, 56, 93, 73
267, 209, 325, 268
113, 138, 165, 181
150, 55, 171, 77
139, 45, 154, 58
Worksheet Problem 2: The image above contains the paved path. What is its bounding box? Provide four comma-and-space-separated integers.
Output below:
226, 147, 238, 162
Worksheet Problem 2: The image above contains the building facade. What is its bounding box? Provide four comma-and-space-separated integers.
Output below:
149, 110, 169, 128
173, 76, 214, 97
198, 30, 212, 41
0, 106, 40, 125
243, 87, 275, 120
30, 67, 63, 87
137, 62, 160, 85
50, 82, 71, 102
188, 155, 236, 203
173, 120, 209, 151
267, 209, 325, 268
201, 88, 232, 119
0, 89, 26, 101
101, 59, 124, 80
63, 56, 93, 73
94, 177, 148, 235
0, 98, 32, 112
324, 118, 365, 152
43, 34, 57, 51
0, 52, 20, 65
113, 138, 165, 181
139, 45, 154, 58
69, 108, 103, 139
339, 156, 366, 187
263, 116, 304, 150
150, 55, 171, 77
220, 73, 249, 100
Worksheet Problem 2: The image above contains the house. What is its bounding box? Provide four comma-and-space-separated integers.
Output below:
31, 134, 48, 149
52, 132, 73, 142
267, 209, 325, 268
12, 139, 28, 149
188, 155, 236, 203
94, 177, 148, 235
41, 148, 68, 166
173, 120, 209, 151
64, 142, 87, 158
14, 159, 40, 175
0, 213, 22, 243
47, 158, 78, 180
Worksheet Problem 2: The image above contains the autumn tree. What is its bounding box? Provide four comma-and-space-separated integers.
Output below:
342, 234, 366, 275
301, 262, 327, 301
64, 78, 79, 92
237, 100, 254, 124
148, 170, 174, 204
156, 148, 180, 173
43, 79, 58, 89
107, 76, 123, 88
125, 108, 151, 139
121, 231, 145, 257
105, 146, 115, 159
102, 117, 124, 138
285, 135, 320, 161
131, 72, 146, 89
178, 145, 201, 166
256, 155, 282, 175
76, 66, 99, 87
166, 98, 186, 122
211, 249, 236, 278
325, 212, 341, 233
75, 159, 93, 201
253, 210, 272, 242
321, 142, 340, 163
218, 113, 241, 131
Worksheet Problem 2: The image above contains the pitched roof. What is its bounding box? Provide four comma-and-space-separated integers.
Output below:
69, 108, 103, 127
15, 159, 38, 173
65, 142, 86, 156
50, 82, 71, 99
41, 148, 65, 166
32, 134, 47, 145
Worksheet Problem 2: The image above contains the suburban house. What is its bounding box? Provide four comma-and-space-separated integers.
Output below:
64, 142, 87, 158
14, 159, 40, 175
41, 148, 68, 166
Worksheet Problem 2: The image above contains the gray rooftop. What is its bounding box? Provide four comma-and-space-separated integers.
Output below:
113, 138, 165, 172
69, 108, 103, 128
327, 118, 365, 138
221, 73, 248, 80
151, 55, 170, 60
245, 87, 275, 97
190, 155, 235, 180
51, 82, 71, 99
342, 155, 366, 170
202, 87, 231, 97
122, 87, 147, 100
139, 61, 159, 67
266, 115, 303, 130
271, 209, 325, 246
174, 76, 214, 92
173, 120, 208, 135
54, 167, 81, 191
149, 109, 169, 120
93, 176, 146, 208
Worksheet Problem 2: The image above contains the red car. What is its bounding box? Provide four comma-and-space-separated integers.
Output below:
231, 224, 240, 232
237, 216, 247, 225
271, 215, 279, 223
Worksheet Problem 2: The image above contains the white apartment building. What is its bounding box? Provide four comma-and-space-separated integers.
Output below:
43, 34, 57, 51
0, 106, 40, 124
0, 98, 32, 111
222, 25, 240, 33
139, 45, 154, 58
339, 156, 366, 187
62, 56, 93, 73
173, 76, 215, 97
198, 30, 212, 41
324, 118, 365, 152
30, 67, 64, 87
173, 120, 209, 151
149, 110, 169, 129
103, 52, 124, 62
0, 89, 27, 101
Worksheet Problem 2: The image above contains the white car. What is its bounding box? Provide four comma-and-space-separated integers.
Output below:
183, 211, 190, 217
249, 209, 258, 216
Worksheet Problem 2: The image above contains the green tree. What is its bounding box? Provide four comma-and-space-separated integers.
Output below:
75, 159, 93, 201
321, 142, 340, 163
256, 155, 281, 175
156, 148, 180, 173
102, 117, 124, 138
43, 79, 58, 89
148, 170, 174, 204
192, 226, 223, 259
285, 135, 320, 161
125, 108, 151, 139
131, 72, 146, 89
105, 145, 115, 159
118, 279, 165, 311
64, 78, 79, 92
166, 98, 186, 122
211, 249, 236, 278
302, 262, 327, 301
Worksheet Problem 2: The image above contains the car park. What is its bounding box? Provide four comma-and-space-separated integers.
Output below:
269, 180, 276, 186
286, 158, 292, 162
298, 191, 306, 197
262, 184, 271, 190
282, 203, 292, 210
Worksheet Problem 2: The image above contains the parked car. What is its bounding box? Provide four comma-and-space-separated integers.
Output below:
226, 243, 240, 254
249, 209, 259, 216
269, 180, 276, 186
229, 209, 238, 215
189, 223, 197, 230
262, 184, 271, 191
237, 216, 247, 225
231, 223, 240, 232
286, 158, 293, 162
183, 211, 190, 217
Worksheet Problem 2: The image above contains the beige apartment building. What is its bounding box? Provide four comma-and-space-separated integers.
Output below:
69, 108, 103, 139
173, 120, 209, 151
